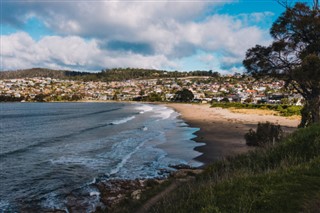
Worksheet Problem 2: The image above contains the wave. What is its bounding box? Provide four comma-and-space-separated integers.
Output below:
0, 200, 10, 211
40, 192, 70, 213
0, 108, 121, 120
109, 139, 145, 176
135, 105, 153, 114
1, 102, 205, 212
109, 116, 135, 125
1, 115, 135, 158
89, 191, 100, 197
152, 106, 174, 120
0, 121, 117, 158
50, 107, 122, 122
85, 108, 121, 116
0, 112, 65, 119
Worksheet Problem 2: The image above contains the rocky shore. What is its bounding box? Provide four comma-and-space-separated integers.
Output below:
93, 165, 203, 212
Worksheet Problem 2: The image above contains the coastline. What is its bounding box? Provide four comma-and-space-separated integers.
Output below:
1, 101, 302, 212
165, 103, 300, 166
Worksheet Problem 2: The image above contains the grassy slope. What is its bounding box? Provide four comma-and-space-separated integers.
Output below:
149, 124, 320, 213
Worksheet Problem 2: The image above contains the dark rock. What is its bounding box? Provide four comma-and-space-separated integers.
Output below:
169, 164, 194, 170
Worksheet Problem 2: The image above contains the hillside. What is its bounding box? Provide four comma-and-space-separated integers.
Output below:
0, 68, 218, 82
143, 124, 320, 213
0, 68, 91, 80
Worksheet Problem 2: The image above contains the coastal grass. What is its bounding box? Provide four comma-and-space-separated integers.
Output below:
148, 124, 320, 213
229, 108, 280, 116
211, 102, 302, 117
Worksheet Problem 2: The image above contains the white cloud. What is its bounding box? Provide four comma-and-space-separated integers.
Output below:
174, 14, 272, 68
1, 32, 176, 71
1, 1, 274, 72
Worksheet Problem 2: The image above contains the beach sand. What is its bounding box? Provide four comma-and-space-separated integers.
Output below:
166, 103, 300, 166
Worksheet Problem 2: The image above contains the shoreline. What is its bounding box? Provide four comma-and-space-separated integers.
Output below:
165, 103, 300, 166
2, 101, 301, 212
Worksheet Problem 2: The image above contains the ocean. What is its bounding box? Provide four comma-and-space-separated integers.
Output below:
0, 102, 203, 212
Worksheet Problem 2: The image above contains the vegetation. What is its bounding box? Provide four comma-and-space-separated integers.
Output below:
0, 68, 218, 82
211, 102, 302, 117
98, 68, 218, 81
0, 95, 25, 102
144, 92, 164, 102
245, 122, 283, 146
0, 68, 91, 80
173, 89, 194, 102
243, 2, 320, 127
149, 124, 320, 213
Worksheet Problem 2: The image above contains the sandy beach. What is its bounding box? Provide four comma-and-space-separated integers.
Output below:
166, 103, 300, 165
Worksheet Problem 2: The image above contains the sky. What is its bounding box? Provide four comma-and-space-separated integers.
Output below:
0, 0, 310, 73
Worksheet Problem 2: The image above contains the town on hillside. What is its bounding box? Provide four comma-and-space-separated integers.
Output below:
0, 70, 303, 105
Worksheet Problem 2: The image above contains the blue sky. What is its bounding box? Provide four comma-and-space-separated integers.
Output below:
0, 0, 308, 73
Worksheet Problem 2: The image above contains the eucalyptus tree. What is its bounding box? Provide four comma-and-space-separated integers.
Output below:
243, 2, 320, 127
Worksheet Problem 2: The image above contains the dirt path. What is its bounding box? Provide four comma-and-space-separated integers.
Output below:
136, 176, 195, 213
135, 180, 181, 213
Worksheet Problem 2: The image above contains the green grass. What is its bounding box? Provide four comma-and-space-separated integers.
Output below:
149, 124, 320, 213
211, 102, 302, 116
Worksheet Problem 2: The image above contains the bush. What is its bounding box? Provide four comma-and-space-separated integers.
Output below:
245, 122, 283, 146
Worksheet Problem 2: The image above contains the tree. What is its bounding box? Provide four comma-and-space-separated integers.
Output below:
243, 2, 320, 127
174, 88, 194, 102
276, 0, 319, 10
146, 92, 163, 102
34, 93, 47, 102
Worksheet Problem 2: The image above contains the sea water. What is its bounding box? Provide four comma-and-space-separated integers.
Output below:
0, 102, 203, 212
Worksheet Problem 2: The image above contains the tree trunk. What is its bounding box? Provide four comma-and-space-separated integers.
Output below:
299, 94, 320, 127
311, 94, 320, 123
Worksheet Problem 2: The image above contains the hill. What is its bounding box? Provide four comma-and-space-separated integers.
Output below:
0, 68, 218, 81
146, 124, 320, 213
0, 68, 91, 80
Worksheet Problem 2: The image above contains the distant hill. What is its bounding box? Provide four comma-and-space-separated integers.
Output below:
0, 68, 218, 81
0, 68, 92, 80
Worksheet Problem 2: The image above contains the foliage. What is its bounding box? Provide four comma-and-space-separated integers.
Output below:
0, 68, 217, 82
34, 93, 47, 102
245, 122, 283, 146
145, 92, 163, 102
149, 124, 320, 213
243, 3, 320, 127
173, 89, 194, 102
0, 95, 25, 102
0, 68, 90, 80
211, 102, 302, 116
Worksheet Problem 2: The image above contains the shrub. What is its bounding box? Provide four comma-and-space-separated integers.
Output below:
245, 122, 283, 146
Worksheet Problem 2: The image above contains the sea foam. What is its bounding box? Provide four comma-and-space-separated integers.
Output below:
152, 106, 174, 120
109, 116, 135, 125
109, 138, 146, 176
135, 104, 153, 114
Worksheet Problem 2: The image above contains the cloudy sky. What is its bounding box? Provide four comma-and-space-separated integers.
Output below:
0, 0, 302, 73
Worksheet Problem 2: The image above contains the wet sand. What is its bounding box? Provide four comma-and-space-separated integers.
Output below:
165, 103, 300, 165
